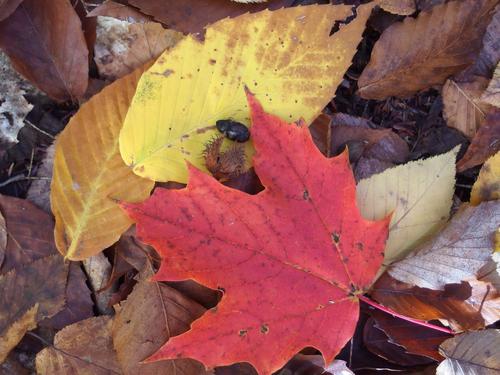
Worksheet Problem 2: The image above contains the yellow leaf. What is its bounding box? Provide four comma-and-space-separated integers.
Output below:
120, 4, 373, 182
0, 304, 38, 363
356, 147, 458, 266
51, 66, 155, 261
481, 62, 500, 108
470, 151, 500, 205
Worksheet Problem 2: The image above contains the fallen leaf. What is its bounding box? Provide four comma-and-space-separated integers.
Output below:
94, 17, 183, 80
122, 92, 390, 373
87, 0, 152, 22
120, 4, 374, 182
126, 0, 295, 34
379, 0, 416, 15
51, 65, 154, 260
481, 62, 500, 107
437, 329, 500, 374
442, 77, 492, 138
0, 255, 67, 361
356, 147, 458, 266
388, 202, 499, 290
358, 0, 498, 99
0, 0, 89, 102
470, 151, 500, 205
83, 253, 114, 315
457, 108, 500, 172
0, 0, 22, 21
26, 143, 54, 213
36, 316, 122, 375
112, 266, 207, 374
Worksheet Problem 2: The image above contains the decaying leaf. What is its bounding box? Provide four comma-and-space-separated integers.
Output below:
442, 77, 492, 139
120, 4, 374, 183
437, 329, 500, 374
0, 255, 67, 361
471, 151, 500, 205
0, 0, 89, 102
51, 65, 154, 261
388, 202, 499, 290
36, 316, 122, 375
26, 143, 54, 213
482, 62, 500, 107
122, 92, 390, 373
379, 0, 416, 15
356, 147, 458, 266
126, 0, 295, 34
112, 266, 206, 374
358, 0, 498, 99
457, 108, 500, 172
94, 17, 183, 80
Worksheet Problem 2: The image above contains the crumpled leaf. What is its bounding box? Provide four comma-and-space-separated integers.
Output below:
126, 0, 295, 34
356, 147, 458, 266
112, 264, 207, 375
470, 151, 500, 205
94, 17, 183, 80
457, 108, 500, 172
388, 202, 499, 290
120, 4, 374, 183
358, 0, 498, 99
437, 329, 500, 374
0, 0, 89, 102
0, 255, 67, 362
36, 316, 122, 375
481, 62, 500, 107
51, 65, 154, 261
122, 92, 390, 374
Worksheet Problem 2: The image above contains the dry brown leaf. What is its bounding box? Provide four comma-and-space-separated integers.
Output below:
379, 0, 416, 15
0, 0, 89, 102
95, 18, 183, 80
358, 0, 498, 99
87, 0, 152, 22
470, 151, 500, 205
51, 65, 154, 261
442, 77, 492, 138
0, 0, 22, 21
36, 316, 122, 375
127, 0, 294, 34
388, 202, 499, 290
26, 143, 54, 213
481, 63, 500, 107
112, 265, 207, 374
457, 108, 500, 172
437, 330, 500, 374
0, 255, 67, 361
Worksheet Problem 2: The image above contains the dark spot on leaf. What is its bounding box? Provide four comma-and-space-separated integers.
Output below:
239, 329, 247, 337
260, 324, 269, 334
331, 232, 340, 244
356, 243, 364, 251
209, 59, 216, 65
303, 190, 310, 200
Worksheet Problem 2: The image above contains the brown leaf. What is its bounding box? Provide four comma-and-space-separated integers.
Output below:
379, 0, 416, 15
442, 77, 492, 139
0, 0, 89, 101
0, 0, 22, 21
457, 108, 500, 171
26, 143, 54, 214
481, 62, 500, 107
112, 265, 206, 375
36, 316, 122, 375
0, 255, 67, 361
358, 0, 498, 99
0, 352, 30, 375
87, 0, 152, 22
126, 0, 295, 34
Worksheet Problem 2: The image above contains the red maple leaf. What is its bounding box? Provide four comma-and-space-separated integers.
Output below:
122, 91, 390, 374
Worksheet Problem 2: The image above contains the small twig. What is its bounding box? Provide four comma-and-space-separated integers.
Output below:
0, 175, 51, 188
27, 148, 35, 178
358, 294, 455, 335
24, 119, 55, 140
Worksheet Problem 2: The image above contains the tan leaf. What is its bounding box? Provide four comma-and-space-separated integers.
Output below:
358, 0, 498, 99
379, 0, 416, 15
388, 202, 499, 290
0, 304, 38, 363
481, 62, 500, 107
471, 151, 500, 205
442, 77, 492, 139
437, 330, 500, 374
0, 0, 89, 102
112, 264, 206, 374
50, 66, 154, 261
36, 316, 122, 375
0, 255, 67, 361
356, 147, 458, 266
95, 18, 183, 80
457, 108, 500, 172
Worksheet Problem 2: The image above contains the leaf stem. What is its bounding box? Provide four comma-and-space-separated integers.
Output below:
358, 294, 455, 335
